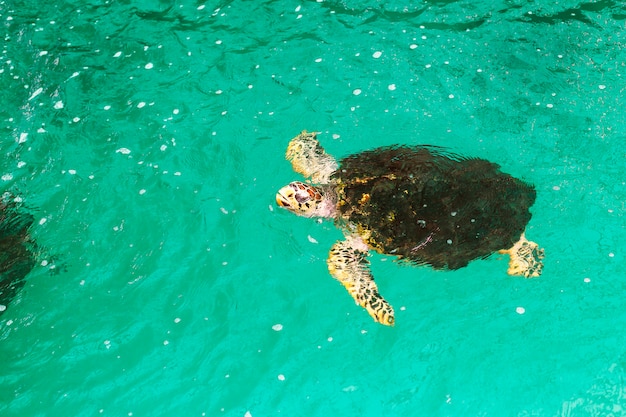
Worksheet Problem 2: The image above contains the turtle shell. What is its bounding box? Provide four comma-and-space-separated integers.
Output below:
332, 145, 536, 270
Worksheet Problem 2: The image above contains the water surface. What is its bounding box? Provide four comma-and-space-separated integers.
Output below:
1, 0, 625, 416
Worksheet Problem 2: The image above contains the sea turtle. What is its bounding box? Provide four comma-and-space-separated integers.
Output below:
0, 195, 36, 314
275, 131, 545, 326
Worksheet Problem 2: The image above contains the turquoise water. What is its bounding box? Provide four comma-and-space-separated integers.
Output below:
1, 0, 625, 415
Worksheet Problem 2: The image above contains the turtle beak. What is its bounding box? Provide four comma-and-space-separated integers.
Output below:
276, 195, 289, 208
275, 190, 291, 208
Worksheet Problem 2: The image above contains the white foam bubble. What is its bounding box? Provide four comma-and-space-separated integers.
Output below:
28, 87, 43, 100
372, 51, 382, 59
113, 51, 122, 58
307, 235, 318, 244
116, 148, 131, 155
145, 62, 154, 69
137, 102, 146, 108
1, 173, 13, 181
277, 374, 285, 381
516, 306, 525, 314
353, 88, 362, 95
54, 101, 64, 109
18, 132, 28, 143
388, 84, 396, 91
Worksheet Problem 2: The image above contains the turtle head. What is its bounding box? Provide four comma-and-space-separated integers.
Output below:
276, 181, 333, 218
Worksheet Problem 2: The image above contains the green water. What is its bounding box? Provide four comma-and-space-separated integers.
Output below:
1, 0, 625, 415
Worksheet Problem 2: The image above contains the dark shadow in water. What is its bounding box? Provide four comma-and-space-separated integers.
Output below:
0, 197, 36, 315
511, 0, 624, 28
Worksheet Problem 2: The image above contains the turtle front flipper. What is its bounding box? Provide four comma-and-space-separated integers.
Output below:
327, 236, 395, 326
499, 233, 545, 278
286, 130, 338, 184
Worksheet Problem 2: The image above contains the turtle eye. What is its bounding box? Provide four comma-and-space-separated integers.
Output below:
294, 191, 310, 204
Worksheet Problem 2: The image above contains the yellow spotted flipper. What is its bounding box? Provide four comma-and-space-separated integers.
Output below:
286, 130, 338, 185
327, 236, 395, 326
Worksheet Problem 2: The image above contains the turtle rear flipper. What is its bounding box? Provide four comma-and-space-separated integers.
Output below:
286, 131, 338, 184
327, 237, 395, 326
499, 234, 545, 278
